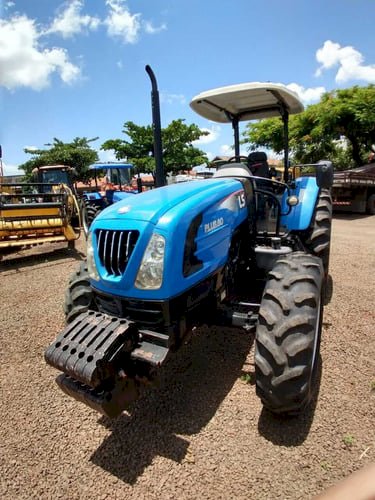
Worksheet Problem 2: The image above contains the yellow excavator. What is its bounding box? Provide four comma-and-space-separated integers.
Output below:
0, 163, 81, 258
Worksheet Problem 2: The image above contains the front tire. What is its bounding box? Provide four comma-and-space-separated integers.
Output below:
64, 262, 97, 323
82, 204, 103, 236
254, 252, 323, 414
302, 188, 332, 274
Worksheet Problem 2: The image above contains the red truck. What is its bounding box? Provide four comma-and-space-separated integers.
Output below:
332, 162, 375, 214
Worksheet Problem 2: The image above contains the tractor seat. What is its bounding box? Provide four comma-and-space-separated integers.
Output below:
213, 163, 254, 206
213, 163, 253, 179
247, 152, 270, 178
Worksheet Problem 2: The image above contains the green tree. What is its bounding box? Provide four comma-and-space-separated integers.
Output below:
101, 119, 209, 175
162, 119, 208, 173
19, 137, 99, 181
242, 84, 375, 169
101, 122, 155, 173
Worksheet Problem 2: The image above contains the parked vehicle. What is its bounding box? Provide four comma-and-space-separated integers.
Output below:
80, 162, 141, 234
0, 164, 81, 257
332, 163, 375, 214
45, 70, 333, 419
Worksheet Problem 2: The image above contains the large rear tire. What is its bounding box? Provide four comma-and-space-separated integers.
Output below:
254, 252, 323, 414
64, 262, 97, 323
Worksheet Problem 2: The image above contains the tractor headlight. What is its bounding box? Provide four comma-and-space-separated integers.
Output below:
86, 231, 99, 281
135, 233, 165, 289
287, 195, 299, 206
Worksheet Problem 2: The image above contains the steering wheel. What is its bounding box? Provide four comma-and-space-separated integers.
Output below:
227, 156, 249, 164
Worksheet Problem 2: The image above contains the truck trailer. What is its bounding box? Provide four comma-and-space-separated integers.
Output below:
332, 163, 375, 214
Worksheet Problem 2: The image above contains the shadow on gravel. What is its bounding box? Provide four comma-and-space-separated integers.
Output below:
90, 326, 255, 484
0, 246, 84, 273
257, 357, 323, 446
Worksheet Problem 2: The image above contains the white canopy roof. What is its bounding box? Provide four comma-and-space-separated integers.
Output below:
190, 82, 304, 123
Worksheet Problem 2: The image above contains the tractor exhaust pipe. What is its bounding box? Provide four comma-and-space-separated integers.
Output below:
145, 65, 165, 188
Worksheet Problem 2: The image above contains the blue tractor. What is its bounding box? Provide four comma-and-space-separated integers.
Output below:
80, 162, 141, 235
45, 76, 333, 418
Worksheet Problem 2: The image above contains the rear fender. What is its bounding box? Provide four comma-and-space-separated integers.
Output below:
281, 177, 320, 231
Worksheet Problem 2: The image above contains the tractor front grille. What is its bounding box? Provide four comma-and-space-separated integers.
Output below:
96, 229, 139, 276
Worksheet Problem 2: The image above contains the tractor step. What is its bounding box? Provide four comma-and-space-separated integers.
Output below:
218, 299, 260, 329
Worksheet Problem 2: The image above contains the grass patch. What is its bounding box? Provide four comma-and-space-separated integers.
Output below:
320, 461, 331, 471
342, 434, 355, 447
240, 373, 254, 384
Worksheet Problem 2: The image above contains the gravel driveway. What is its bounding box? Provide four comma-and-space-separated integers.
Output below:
1, 214, 374, 499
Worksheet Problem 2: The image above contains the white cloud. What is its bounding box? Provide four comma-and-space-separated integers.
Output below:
286, 83, 326, 104
0, 15, 80, 90
315, 40, 375, 83
47, 0, 100, 38
143, 21, 167, 34
0, 0, 166, 91
104, 0, 141, 44
220, 144, 234, 156
98, 149, 117, 162
216, 144, 249, 158
2, 162, 23, 176
104, 1, 166, 43
160, 92, 186, 105
193, 125, 221, 145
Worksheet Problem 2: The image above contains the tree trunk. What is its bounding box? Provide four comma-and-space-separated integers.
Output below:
348, 135, 363, 167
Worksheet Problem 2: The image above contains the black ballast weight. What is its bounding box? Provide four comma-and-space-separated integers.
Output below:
45, 310, 169, 417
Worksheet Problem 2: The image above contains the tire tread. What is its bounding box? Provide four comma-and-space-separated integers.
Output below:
255, 252, 323, 414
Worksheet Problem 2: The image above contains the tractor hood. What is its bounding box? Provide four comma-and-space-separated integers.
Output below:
88, 174, 249, 301
94, 178, 239, 225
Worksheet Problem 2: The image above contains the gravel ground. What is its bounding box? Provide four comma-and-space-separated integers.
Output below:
1, 214, 374, 499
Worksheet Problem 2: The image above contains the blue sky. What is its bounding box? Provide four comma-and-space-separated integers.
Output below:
1, 0, 375, 175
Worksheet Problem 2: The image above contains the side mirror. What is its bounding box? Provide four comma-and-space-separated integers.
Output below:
316, 160, 333, 189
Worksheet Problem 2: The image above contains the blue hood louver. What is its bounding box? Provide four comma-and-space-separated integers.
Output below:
96, 229, 139, 276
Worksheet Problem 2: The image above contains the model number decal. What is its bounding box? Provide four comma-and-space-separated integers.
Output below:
237, 191, 246, 209
204, 217, 224, 233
